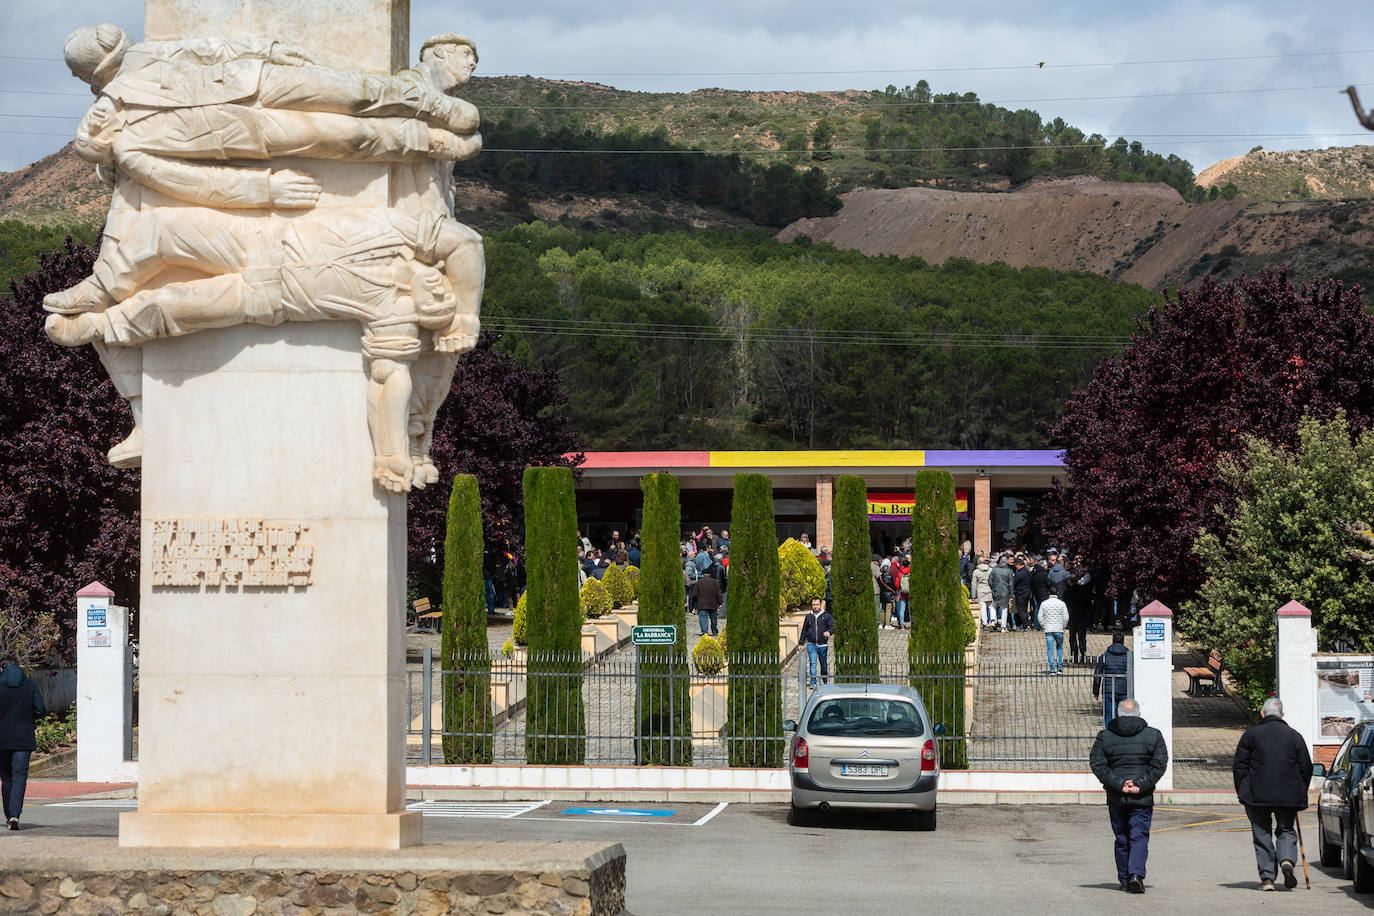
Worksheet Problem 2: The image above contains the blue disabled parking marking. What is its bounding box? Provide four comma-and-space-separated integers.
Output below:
560, 807, 676, 817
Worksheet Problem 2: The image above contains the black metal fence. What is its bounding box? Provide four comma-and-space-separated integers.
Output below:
406, 646, 1127, 770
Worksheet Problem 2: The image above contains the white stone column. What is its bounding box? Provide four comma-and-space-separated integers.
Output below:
1132, 600, 1174, 791
1276, 600, 1319, 755
119, 323, 418, 848
76, 581, 136, 783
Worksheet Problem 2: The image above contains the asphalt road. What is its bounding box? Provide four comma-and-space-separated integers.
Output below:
19, 799, 1372, 914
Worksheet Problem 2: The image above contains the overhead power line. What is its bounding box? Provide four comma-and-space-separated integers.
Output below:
485, 47, 1374, 78
482, 315, 1131, 351
3, 44, 1373, 73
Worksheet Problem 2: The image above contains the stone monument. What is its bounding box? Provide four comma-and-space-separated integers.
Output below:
43, 0, 484, 848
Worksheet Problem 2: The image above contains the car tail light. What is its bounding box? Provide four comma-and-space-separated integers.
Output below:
793, 736, 809, 768
921, 738, 938, 771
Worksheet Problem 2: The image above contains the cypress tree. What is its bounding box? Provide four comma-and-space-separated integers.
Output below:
441, 474, 493, 763
908, 469, 968, 768
522, 466, 585, 764
727, 473, 783, 767
636, 473, 691, 764
832, 474, 879, 681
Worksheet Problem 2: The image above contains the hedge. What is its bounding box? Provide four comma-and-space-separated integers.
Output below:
832, 474, 879, 681
908, 469, 968, 768
440, 474, 492, 763
727, 473, 783, 767
522, 466, 586, 764
636, 473, 691, 764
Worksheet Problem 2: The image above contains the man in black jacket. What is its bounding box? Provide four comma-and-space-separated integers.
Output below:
1089, 698, 1169, 894
801, 597, 834, 689
1092, 631, 1130, 727
0, 658, 46, 830
1233, 697, 1314, 890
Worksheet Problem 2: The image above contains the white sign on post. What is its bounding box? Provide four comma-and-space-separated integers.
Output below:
1141, 619, 1167, 660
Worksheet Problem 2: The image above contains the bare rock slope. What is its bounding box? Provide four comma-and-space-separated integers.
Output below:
0, 143, 110, 226
780, 177, 1374, 290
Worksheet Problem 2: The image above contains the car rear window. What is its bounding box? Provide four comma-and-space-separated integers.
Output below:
806, 697, 924, 737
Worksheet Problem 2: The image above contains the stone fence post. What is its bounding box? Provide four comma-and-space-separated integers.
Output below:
1133, 601, 1174, 791
76, 581, 136, 783
1276, 600, 1318, 754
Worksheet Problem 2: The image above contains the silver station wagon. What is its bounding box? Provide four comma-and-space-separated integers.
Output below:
784, 684, 940, 829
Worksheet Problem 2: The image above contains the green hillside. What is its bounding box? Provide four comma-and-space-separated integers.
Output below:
481, 224, 1159, 450
460, 76, 1199, 200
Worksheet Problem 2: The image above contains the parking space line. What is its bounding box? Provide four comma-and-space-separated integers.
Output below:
693, 802, 727, 826
1153, 815, 1247, 834
45, 799, 137, 808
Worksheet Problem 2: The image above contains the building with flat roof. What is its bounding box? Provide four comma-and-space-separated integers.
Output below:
572, 449, 1063, 558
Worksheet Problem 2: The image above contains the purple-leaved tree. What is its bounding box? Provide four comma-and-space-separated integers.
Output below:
407, 331, 584, 596
1043, 270, 1374, 612
0, 236, 139, 662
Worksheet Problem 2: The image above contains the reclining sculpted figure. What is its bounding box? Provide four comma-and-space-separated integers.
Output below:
47, 207, 481, 492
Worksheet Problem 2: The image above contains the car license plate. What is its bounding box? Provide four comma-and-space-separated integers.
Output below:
841, 764, 888, 776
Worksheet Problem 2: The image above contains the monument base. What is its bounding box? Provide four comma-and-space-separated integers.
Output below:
119, 810, 422, 849
0, 837, 626, 916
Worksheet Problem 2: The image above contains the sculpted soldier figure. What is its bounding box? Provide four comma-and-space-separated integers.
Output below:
43, 25, 486, 491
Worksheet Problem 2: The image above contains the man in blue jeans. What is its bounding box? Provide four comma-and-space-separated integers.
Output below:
801, 597, 833, 689
0, 658, 46, 830
1093, 631, 1130, 727
1089, 698, 1169, 894
1038, 590, 1069, 674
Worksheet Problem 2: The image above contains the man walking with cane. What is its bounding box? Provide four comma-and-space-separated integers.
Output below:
1233, 697, 1313, 891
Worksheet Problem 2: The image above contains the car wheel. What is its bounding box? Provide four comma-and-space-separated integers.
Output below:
788, 803, 812, 827
1346, 825, 1359, 880
913, 808, 937, 831
1320, 819, 1342, 867
1354, 833, 1374, 893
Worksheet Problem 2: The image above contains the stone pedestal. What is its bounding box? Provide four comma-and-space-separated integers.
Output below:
120, 322, 418, 848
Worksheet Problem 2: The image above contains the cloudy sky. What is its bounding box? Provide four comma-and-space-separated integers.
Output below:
2, 1, 1372, 176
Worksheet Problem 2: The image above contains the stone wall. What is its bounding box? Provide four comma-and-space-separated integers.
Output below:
0, 841, 626, 916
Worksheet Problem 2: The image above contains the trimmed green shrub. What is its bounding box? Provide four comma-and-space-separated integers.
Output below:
693, 634, 725, 675
500, 637, 515, 658
832, 474, 879, 681
580, 576, 612, 618
602, 563, 634, 608
624, 564, 640, 598
908, 469, 968, 769
440, 474, 493, 764
778, 537, 826, 613
727, 473, 783, 767
513, 591, 528, 646
523, 466, 586, 764
636, 473, 691, 764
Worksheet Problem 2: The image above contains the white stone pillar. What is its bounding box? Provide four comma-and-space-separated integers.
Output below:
1132, 600, 1174, 791
76, 582, 136, 783
1276, 600, 1319, 755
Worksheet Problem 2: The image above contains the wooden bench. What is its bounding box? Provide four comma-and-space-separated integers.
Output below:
1185, 648, 1225, 696
413, 597, 442, 632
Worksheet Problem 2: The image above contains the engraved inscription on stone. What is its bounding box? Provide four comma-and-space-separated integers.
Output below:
150, 519, 314, 587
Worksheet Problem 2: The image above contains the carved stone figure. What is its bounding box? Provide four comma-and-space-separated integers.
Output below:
43, 24, 485, 491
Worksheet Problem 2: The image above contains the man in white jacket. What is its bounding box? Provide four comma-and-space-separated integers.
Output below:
1039, 592, 1070, 674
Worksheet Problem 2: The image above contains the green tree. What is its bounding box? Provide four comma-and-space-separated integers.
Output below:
863, 119, 884, 161
832, 475, 879, 679
727, 473, 783, 767
908, 470, 968, 768
636, 473, 691, 764
778, 537, 825, 612
811, 117, 834, 161
440, 474, 493, 763
1188, 413, 1374, 709
522, 466, 585, 763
